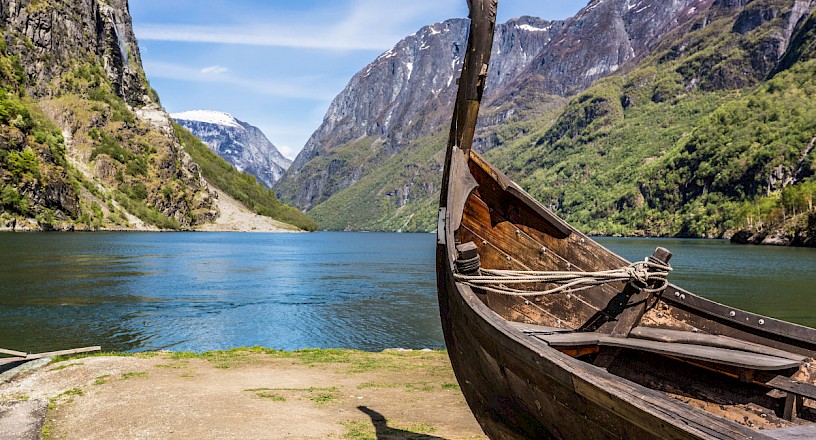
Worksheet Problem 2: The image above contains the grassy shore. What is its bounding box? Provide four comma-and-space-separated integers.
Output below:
0, 348, 485, 440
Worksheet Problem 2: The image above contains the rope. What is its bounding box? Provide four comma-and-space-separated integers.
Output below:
453, 260, 671, 297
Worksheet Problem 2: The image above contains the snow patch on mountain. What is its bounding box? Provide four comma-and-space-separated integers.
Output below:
173, 111, 292, 188
172, 110, 241, 129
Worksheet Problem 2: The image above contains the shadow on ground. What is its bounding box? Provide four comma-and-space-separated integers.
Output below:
358, 406, 447, 439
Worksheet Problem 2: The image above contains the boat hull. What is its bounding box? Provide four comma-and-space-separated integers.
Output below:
437, 241, 780, 439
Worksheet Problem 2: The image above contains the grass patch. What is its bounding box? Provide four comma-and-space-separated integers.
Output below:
395, 422, 436, 434
121, 371, 148, 380
357, 381, 436, 392
50, 362, 82, 371
256, 392, 286, 401
341, 420, 376, 440
2, 392, 30, 402
154, 363, 184, 369
308, 388, 338, 404
93, 375, 110, 386
441, 382, 460, 391
243, 386, 338, 404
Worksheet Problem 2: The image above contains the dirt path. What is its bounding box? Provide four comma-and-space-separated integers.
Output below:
0, 349, 486, 439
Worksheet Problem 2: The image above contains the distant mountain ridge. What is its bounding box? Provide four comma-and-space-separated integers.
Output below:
173, 110, 292, 188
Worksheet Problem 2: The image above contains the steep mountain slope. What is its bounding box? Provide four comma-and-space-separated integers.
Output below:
274, 0, 721, 231
0, 0, 310, 231
173, 110, 291, 188
278, 0, 815, 240
488, 0, 816, 243
275, 16, 563, 213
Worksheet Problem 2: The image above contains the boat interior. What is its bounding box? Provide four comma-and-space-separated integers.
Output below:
453, 150, 816, 435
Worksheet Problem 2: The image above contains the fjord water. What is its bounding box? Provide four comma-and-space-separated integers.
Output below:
0, 233, 814, 353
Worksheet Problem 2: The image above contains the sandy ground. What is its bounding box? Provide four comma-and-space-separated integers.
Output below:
196, 186, 299, 233
0, 350, 487, 439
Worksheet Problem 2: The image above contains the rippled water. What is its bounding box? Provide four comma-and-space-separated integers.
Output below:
0, 233, 813, 353
0, 232, 439, 353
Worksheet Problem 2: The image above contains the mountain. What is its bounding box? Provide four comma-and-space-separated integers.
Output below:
275, 0, 816, 241
487, 0, 816, 242
273, 0, 715, 219
0, 0, 313, 231
172, 110, 292, 188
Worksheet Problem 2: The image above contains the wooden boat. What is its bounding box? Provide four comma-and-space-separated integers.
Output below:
436, 1, 816, 438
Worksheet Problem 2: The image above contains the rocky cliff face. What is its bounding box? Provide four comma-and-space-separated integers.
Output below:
0, 0, 150, 104
173, 111, 292, 188
0, 0, 217, 230
275, 0, 724, 212
276, 0, 816, 233
276, 16, 564, 210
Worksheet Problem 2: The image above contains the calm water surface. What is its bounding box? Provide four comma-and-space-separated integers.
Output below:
0, 232, 813, 353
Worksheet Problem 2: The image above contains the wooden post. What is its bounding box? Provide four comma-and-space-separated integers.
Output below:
439, 0, 498, 211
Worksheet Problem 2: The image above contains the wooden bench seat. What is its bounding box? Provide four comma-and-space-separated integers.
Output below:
522, 330, 802, 371
506, 321, 573, 334
630, 327, 808, 362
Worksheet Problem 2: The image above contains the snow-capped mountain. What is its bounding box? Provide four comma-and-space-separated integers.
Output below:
172, 110, 292, 188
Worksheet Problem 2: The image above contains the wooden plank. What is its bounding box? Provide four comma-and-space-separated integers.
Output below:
631, 327, 808, 361
0, 348, 27, 357
601, 338, 800, 371
767, 375, 816, 414
0, 357, 26, 366
768, 375, 816, 399
764, 425, 816, 439
506, 321, 573, 334
532, 333, 801, 371
25, 346, 101, 360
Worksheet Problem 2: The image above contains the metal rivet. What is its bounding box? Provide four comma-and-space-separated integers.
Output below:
580, 238, 585, 243
566, 263, 571, 268
657, 312, 664, 318
675, 292, 681, 297
759, 319, 765, 325
540, 247, 546, 254
565, 294, 571, 300
524, 300, 530, 305
679, 294, 686, 300
729, 311, 736, 317
482, 240, 488, 245
516, 229, 521, 235
506, 255, 511, 261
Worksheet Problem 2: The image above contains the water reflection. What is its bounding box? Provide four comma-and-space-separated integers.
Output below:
0, 233, 813, 353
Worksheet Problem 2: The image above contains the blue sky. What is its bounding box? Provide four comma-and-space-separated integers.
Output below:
130, 1, 585, 160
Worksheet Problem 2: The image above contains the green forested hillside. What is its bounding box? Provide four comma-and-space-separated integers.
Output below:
0, 0, 312, 231
487, 7, 816, 242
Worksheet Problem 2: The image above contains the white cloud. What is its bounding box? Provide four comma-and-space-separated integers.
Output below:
145, 61, 335, 101
200, 65, 228, 75
134, 0, 461, 51
276, 145, 297, 161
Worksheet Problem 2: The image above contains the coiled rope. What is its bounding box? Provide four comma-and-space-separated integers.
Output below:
453, 260, 672, 297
